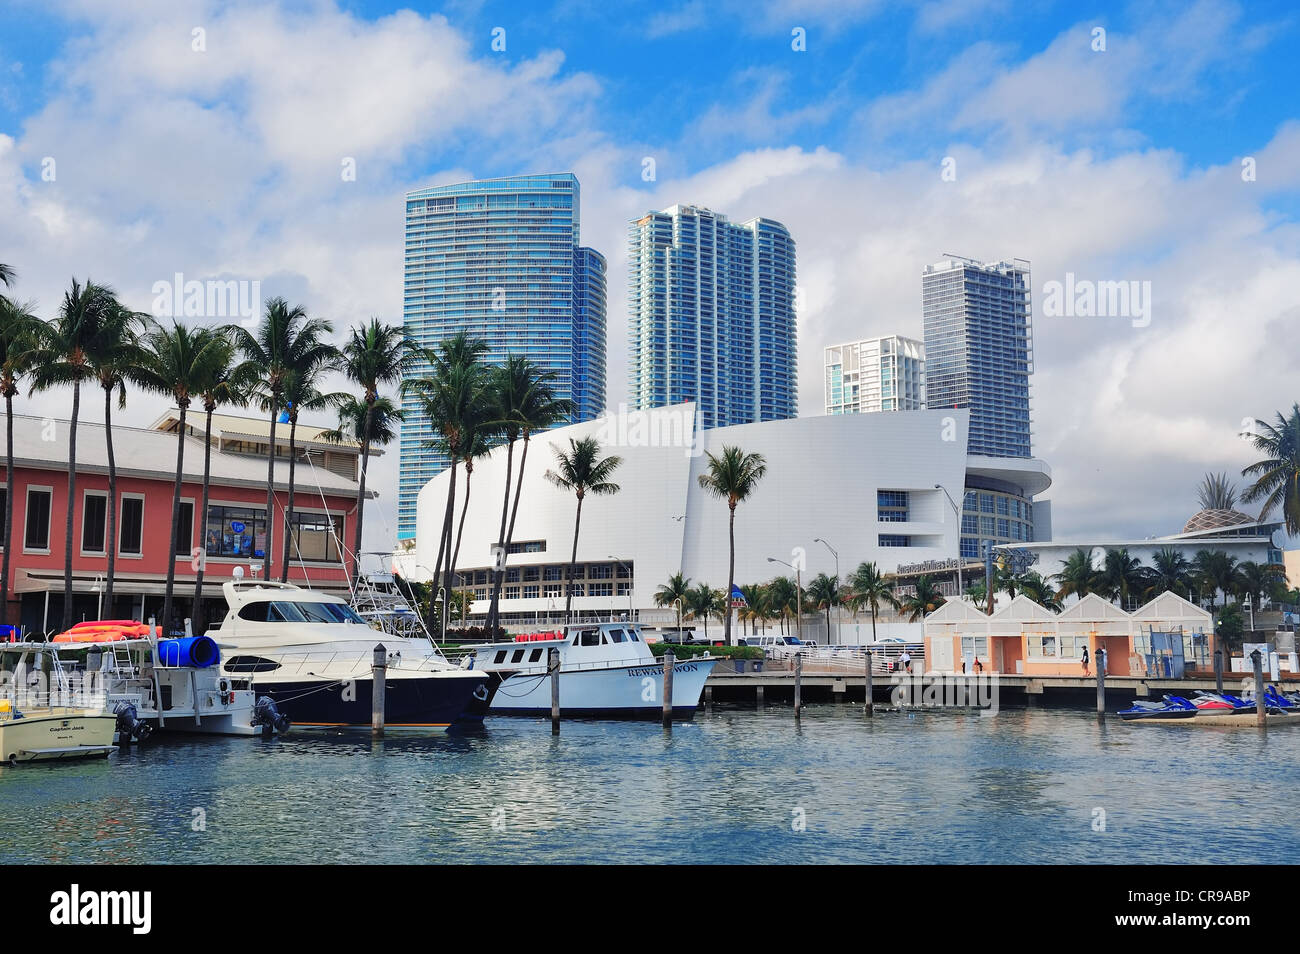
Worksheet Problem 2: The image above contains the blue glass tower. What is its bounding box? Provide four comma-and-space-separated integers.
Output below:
398, 173, 606, 539
921, 257, 1033, 458
627, 204, 797, 429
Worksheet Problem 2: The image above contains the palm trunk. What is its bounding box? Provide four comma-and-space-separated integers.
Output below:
427, 457, 456, 636
192, 403, 215, 633
264, 403, 277, 580
161, 404, 187, 633
440, 458, 459, 612
724, 502, 736, 646
870, 603, 878, 641
279, 415, 299, 582
505, 432, 530, 550
103, 386, 117, 617
62, 379, 80, 631
486, 437, 515, 633
451, 461, 473, 592
350, 399, 375, 594
1, 392, 12, 628
564, 493, 584, 624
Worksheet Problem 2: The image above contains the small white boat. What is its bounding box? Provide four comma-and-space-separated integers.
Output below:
470, 622, 717, 719
0, 701, 117, 765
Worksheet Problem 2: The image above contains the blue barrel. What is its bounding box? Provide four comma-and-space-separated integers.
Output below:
157, 635, 220, 668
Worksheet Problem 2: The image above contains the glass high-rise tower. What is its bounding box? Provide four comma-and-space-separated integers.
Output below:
627, 204, 797, 429
921, 257, 1033, 458
398, 173, 606, 539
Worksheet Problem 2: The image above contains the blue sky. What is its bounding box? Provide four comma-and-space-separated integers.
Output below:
0, 0, 1298, 548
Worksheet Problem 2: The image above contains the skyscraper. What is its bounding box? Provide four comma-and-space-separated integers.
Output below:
627, 204, 797, 429
398, 173, 606, 539
824, 335, 926, 415
922, 257, 1032, 458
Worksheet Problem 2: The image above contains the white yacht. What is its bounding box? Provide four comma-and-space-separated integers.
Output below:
211, 581, 489, 729
470, 622, 717, 718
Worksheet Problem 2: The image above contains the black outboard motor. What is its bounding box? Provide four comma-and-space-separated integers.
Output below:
113, 702, 153, 743
251, 695, 291, 736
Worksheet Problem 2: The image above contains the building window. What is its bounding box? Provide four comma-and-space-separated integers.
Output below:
24, 487, 52, 551
589, 564, 612, 579
877, 490, 908, 508
616, 582, 631, 595
206, 505, 267, 560
506, 568, 520, 583
119, 496, 144, 556
961, 515, 978, 534
543, 584, 562, 598
963, 491, 977, 512
543, 566, 564, 581
475, 587, 487, 601
878, 534, 910, 547
522, 585, 539, 599
960, 537, 980, 559
996, 518, 1009, 538
287, 511, 341, 563
979, 493, 995, 514
82, 492, 108, 554
507, 540, 545, 554
175, 501, 194, 556
568, 583, 586, 598
504, 586, 520, 600
996, 496, 1009, 516
590, 582, 612, 597
523, 566, 539, 582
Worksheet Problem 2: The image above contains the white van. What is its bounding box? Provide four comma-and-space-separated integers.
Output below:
744, 635, 807, 656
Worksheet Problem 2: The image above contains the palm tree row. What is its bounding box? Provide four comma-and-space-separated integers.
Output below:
0, 267, 410, 631
1049, 545, 1286, 609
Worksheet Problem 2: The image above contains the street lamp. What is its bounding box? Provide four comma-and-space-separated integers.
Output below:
934, 484, 965, 598
814, 538, 840, 645
768, 556, 803, 643
672, 597, 683, 639
608, 555, 634, 621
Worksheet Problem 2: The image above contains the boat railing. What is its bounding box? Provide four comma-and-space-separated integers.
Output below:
767, 646, 924, 675
252, 647, 459, 679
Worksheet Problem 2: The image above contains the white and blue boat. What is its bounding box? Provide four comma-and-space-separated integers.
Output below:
469, 622, 716, 719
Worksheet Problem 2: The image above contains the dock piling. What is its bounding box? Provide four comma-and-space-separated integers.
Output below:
864, 650, 873, 717
549, 647, 560, 735
1214, 649, 1224, 695
371, 644, 386, 737
662, 650, 675, 727
794, 652, 803, 719
1096, 648, 1106, 719
1252, 650, 1265, 727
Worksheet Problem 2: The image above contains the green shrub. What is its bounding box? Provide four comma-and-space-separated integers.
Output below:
649, 642, 763, 660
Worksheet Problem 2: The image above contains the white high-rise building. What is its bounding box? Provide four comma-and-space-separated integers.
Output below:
824, 335, 926, 415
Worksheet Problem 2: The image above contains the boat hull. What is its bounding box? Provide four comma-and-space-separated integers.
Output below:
1, 710, 118, 763
489, 658, 716, 718
251, 671, 488, 730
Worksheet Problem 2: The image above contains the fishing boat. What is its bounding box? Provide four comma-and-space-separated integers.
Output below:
469, 622, 717, 719
211, 581, 488, 729
0, 700, 117, 764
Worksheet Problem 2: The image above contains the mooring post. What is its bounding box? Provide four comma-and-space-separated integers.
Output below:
1214, 649, 1224, 695
864, 649, 874, 717
371, 644, 386, 737
1252, 650, 1266, 727
1095, 647, 1106, 719
662, 650, 675, 727
794, 652, 803, 719
549, 647, 561, 735
756, 683, 764, 706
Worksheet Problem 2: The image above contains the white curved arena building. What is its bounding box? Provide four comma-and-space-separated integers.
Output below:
396, 404, 1053, 636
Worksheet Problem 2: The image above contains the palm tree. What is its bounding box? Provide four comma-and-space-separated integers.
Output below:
738, 583, 766, 638
900, 575, 946, 621
846, 561, 897, 641
0, 295, 41, 627
1142, 546, 1192, 599
696, 445, 768, 646
1235, 560, 1282, 609
334, 319, 414, 587
0, 265, 14, 288
85, 303, 148, 618
767, 576, 798, 636
684, 583, 723, 642
1241, 403, 1300, 534
1097, 547, 1145, 608
544, 436, 622, 624
191, 332, 254, 633
805, 573, 840, 640
1053, 547, 1100, 603
448, 409, 497, 594
403, 333, 489, 616
28, 279, 119, 629
1193, 549, 1239, 609
654, 572, 692, 611
270, 368, 346, 582
484, 358, 573, 633
231, 297, 335, 580
136, 322, 232, 632
1015, 571, 1062, 611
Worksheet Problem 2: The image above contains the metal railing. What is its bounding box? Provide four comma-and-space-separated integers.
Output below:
766, 646, 924, 675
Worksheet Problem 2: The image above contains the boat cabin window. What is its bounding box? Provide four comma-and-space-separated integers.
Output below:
576, 629, 601, 647
493, 650, 507, 664
608, 628, 626, 643
627, 629, 640, 642
510, 649, 525, 663
223, 655, 281, 673
528, 648, 543, 662
237, 600, 365, 624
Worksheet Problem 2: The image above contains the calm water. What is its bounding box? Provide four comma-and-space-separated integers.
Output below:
3, 705, 1297, 864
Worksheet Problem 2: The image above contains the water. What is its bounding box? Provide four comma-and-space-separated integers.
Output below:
3, 705, 1297, 864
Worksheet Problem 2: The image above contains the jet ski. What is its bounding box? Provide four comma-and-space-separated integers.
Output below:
1118, 695, 1198, 721
1192, 690, 1255, 714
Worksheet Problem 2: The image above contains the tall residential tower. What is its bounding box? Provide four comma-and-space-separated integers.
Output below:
627, 204, 797, 429
824, 335, 926, 415
398, 173, 606, 539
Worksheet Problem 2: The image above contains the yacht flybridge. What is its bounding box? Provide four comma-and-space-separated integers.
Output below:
211, 581, 489, 729
470, 622, 717, 718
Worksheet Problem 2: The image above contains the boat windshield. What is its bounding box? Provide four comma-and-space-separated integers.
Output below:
239, 600, 367, 624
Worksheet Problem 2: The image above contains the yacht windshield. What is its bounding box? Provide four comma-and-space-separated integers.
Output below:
239, 600, 367, 624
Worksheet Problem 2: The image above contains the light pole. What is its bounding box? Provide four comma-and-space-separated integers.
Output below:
768, 556, 803, 643
672, 597, 683, 639
934, 484, 965, 599
1245, 594, 1254, 633
814, 538, 840, 644
608, 555, 634, 621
